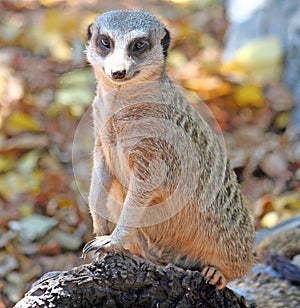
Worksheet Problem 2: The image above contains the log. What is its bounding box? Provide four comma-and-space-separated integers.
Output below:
15, 252, 249, 307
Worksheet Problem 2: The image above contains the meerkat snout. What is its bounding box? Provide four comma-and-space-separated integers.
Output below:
111, 69, 126, 80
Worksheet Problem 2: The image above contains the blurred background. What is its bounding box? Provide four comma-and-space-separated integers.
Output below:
0, 0, 299, 306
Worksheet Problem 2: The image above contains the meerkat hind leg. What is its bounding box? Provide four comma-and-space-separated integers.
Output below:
201, 265, 227, 290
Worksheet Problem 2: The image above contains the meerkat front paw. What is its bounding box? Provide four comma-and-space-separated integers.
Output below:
201, 265, 227, 290
82, 235, 126, 258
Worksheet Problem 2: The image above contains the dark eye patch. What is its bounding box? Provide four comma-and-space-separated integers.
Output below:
96, 35, 113, 56
133, 40, 147, 52
129, 37, 151, 56
100, 36, 110, 48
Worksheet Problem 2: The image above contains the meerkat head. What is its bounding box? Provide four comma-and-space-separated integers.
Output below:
86, 10, 170, 85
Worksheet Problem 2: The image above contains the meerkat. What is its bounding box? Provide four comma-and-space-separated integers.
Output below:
83, 10, 255, 290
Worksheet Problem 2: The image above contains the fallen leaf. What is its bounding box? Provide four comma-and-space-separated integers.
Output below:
0, 231, 17, 248
273, 193, 300, 212
233, 84, 264, 108
5, 111, 41, 135
274, 112, 290, 130
0, 133, 48, 151
260, 211, 280, 228
221, 36, 283, 85
184, 76, 232, 99
168, 50, 189, 69
265, 82, 294, 112
5, 272, 26, 303
16, 150, 40, 175
0, 170, 43, 202
260, 151, 288, 178
0, 155, 15, 173
8, 214, 57, 242
53, 68, 94, 116
49, 229, 82, 251
38, 240, 61, 255
0, 253, 18, 277
39, 0, 66, 8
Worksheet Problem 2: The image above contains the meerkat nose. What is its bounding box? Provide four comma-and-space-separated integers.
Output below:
111, 69, 126, 80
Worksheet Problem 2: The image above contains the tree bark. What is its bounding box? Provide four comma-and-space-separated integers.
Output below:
15, 252, 249, 308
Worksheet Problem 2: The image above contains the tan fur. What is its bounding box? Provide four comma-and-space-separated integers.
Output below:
84, 10, 255, 289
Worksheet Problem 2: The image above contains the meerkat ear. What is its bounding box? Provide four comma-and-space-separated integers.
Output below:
161, 28, 170, 58
87, 23, 93, 41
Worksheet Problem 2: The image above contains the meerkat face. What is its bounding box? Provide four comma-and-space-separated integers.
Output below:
86, 10, 170, 85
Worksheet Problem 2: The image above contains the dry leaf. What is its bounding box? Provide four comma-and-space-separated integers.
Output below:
233, 84, 264, 108
5, 111, 41, 135
221, 36, 283, 85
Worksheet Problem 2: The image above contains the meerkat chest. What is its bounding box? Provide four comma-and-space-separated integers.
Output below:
97, 115, 133, 185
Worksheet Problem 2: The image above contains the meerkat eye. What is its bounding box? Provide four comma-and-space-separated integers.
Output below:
133, 40, 147, 52
99, 36, 111, 49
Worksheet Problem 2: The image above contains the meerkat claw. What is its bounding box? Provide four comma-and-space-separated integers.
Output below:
82, 239, 98, 258
201, 266, 227, 290
82, 235, 125, 258
95, 240, 112, 253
